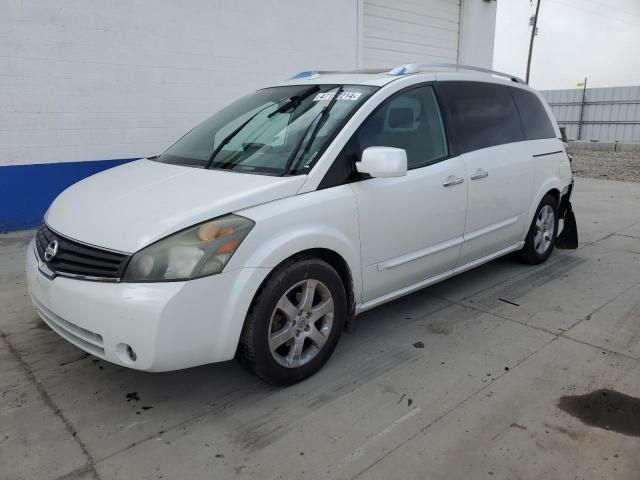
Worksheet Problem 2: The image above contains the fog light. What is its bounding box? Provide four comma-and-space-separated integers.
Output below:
116, 343, 137, 364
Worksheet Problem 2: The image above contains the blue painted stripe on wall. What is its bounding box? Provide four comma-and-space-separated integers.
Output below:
0, 158, 140, 232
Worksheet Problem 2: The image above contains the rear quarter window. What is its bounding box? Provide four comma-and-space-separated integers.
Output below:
438, 81, 525, 154
509, 87, 557, 140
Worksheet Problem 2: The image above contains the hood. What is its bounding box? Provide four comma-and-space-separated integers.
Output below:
45, 159, 306, 253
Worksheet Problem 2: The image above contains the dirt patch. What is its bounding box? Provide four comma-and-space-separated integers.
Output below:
557, 389, 640, 437
569, 150, 640, 183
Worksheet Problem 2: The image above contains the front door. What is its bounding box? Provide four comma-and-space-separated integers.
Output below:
347, 84, 467, 303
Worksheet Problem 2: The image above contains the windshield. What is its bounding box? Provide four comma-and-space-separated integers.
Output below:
156, 84, 377, 175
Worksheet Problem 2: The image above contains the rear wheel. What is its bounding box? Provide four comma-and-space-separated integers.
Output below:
519, 194, 559, 264
238, 257, 347, 386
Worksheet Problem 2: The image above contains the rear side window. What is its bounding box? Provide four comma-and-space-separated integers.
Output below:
438, 81, 524, 154
510, 87, 556, 140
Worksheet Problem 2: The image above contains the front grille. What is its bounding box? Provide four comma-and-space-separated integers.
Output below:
36, 224, 130, 280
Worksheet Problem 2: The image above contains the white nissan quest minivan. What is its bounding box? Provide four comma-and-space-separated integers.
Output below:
26, 64, 578, 385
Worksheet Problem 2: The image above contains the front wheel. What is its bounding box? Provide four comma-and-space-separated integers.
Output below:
238, 257, 347, 386
519, 193, 559, 265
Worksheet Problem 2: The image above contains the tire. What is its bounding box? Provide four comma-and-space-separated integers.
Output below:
238, 257, 347, 386
519, 193, 559, 265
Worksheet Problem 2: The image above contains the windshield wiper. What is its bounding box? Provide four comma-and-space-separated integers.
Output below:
267, 85, 320, 118
280, 86, 344, 176
206, 86, 322, 171
204, 102, 278, 170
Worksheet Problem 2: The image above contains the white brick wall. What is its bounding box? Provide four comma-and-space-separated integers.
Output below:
1, 0, 497, 168
0, 0, 359, 166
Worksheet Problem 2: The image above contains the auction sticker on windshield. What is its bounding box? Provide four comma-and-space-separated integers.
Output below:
313, 91, 362, 102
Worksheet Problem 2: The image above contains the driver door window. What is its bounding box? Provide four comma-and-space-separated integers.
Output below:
352, 85, 448, 168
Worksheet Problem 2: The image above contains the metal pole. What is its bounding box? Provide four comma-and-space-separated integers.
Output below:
526, 0, 541, 84
577, 77, 588, 140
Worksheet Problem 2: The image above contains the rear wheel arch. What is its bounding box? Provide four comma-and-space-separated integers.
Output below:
524, 181, 562, 236
547, 187, 560, 205
519, 192, 559, 264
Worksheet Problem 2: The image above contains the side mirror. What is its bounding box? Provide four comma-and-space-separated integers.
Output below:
355, 147, 407, 178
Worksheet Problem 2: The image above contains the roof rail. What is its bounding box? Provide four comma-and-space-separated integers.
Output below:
387, 63, 526, 84
289, 70, 337, 80
289, 68, 390, 80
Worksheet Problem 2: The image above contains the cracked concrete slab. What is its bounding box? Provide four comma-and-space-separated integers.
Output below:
11, 294, 453, 463
1, 177, 640, 480
94, 304, 554, 480
350, 338, 640, 480
567, 280, 640, 360
459, 235, 640, 333
570, 178, 640, 245
617, 223, 640, 239
0, 339, 89, 480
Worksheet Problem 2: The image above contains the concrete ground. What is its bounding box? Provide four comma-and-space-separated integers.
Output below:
2, 177, 640, 480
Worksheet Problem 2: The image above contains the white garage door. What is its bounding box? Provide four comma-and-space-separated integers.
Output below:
361, 0, 460, 68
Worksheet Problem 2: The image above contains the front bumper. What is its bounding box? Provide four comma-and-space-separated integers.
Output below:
26, 240, 270, 371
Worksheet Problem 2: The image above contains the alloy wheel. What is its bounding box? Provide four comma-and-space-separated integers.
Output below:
268, 279, 334, 368
534, 205, 555, 255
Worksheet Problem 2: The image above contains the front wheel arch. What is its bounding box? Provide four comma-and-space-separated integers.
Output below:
235, 248, 355, 358
244, 248, 354, 326
237, 255, 348, 385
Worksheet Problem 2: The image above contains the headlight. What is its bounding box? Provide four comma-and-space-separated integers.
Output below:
123, 214, 254, 282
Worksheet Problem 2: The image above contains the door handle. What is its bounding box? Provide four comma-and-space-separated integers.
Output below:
443, 175, 464, 187
470, 169, 489, 181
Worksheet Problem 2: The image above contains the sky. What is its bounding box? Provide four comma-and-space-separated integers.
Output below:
493, 0, 640, 90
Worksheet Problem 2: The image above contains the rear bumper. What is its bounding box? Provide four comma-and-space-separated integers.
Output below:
26, 240, 270, 371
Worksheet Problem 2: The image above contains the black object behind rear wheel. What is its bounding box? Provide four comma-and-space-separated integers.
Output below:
520, 193, 559, 265
238, 257, 347, 386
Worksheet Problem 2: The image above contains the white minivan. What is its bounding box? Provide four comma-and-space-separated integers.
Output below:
26, 64, 577, 385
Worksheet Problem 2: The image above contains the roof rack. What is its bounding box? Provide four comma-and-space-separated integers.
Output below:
387, 63, 526, 84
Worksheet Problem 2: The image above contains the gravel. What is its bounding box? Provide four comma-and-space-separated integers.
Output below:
568, 150, 640, 183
